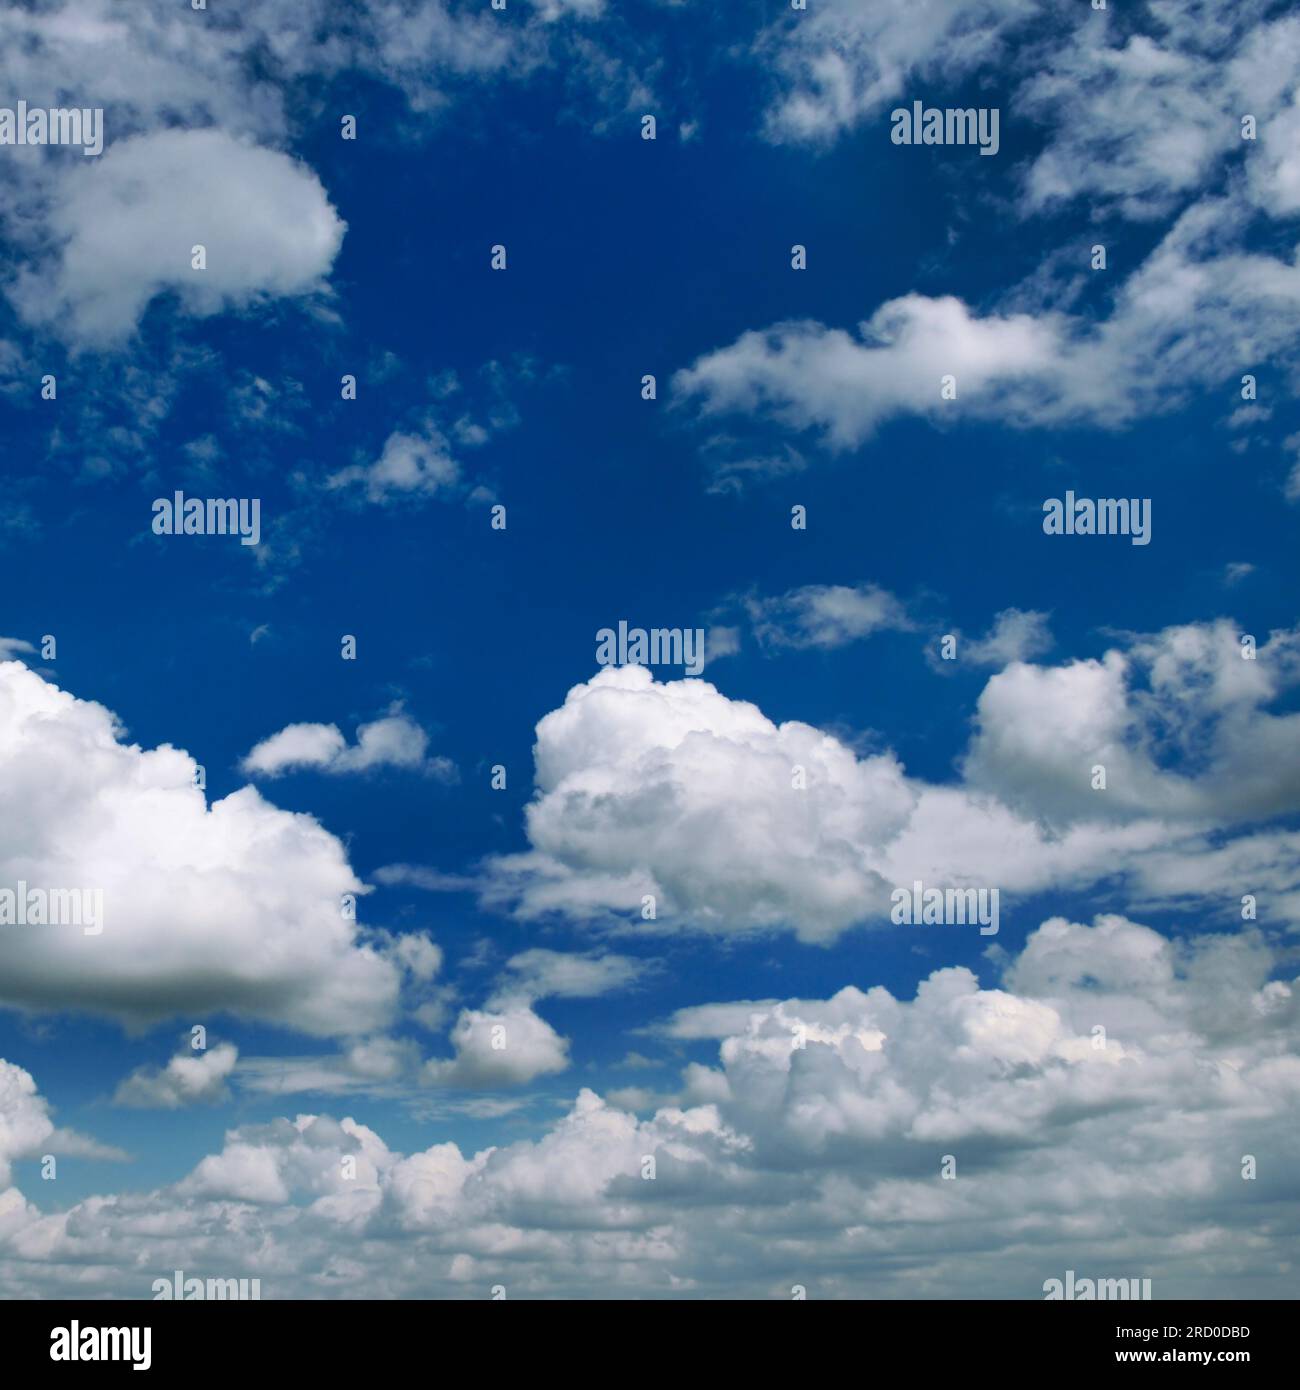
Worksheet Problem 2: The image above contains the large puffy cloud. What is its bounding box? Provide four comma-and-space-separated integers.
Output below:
486, 662, 915, 940
483, 621, 1300, 941
963, 620, 1300, 825
11, 129, 345, 346
666, 917, 1299, 1163
0, 659, 405, 1034
2, 916, 1296, 1297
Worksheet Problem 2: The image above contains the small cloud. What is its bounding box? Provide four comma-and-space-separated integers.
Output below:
495, 948, 649, 1003
372, 864, 477, 892
241, 707, 457, 781
113, 1043, 238, 1109
1225, 404, 1273, 429
327, 424, 461, 504
706, 625, 742, 661
46, 1130, 131, 1162
746, 583, 913, 651
931, 608, 1053, 670
1284, 433, 1300, 504
235, 1037, 422, 1097
0, 637, 37, 662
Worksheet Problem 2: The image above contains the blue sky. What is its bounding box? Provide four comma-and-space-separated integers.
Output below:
0, 0, 1298, 1299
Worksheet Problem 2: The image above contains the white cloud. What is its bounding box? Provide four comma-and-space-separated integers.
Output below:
241, 708, 456, 781
497, 948, 647, 1002
2, 915, 1297, 1296
326, 425, 462, 504
531, 0, 605, 19
936, 608, 1053, 669
0, 1059, 121, 1186
372, 864, 477, 892
12, 129, 345, 347
674, 297, 1059, 449
0, 659, 412, 1035
424, 1003, 571, 1088
234, 1037, 427, 1099
755, 0, 1300, 237
483, 621, 1300, 940
0, 1060, 56, 1188
745, 583, 913, 650
0, 0, 605, 347
675, 192, 1300, 447
962, 620, 1300, 825
427, 949, 647, 1091
1020, 8, 1300, 220
113, 1043, 239, 1109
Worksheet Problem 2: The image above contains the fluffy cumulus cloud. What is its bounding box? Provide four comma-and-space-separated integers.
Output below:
482, 620, 1300, 941
11, 130, 346, 346
113, 1043, 239, 1109
424, 1004, 572, 1088
241, 706, 456, 781
423, 948, 646, 1089
2, 916, 1296, 1297
0, 659, 416, 1034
